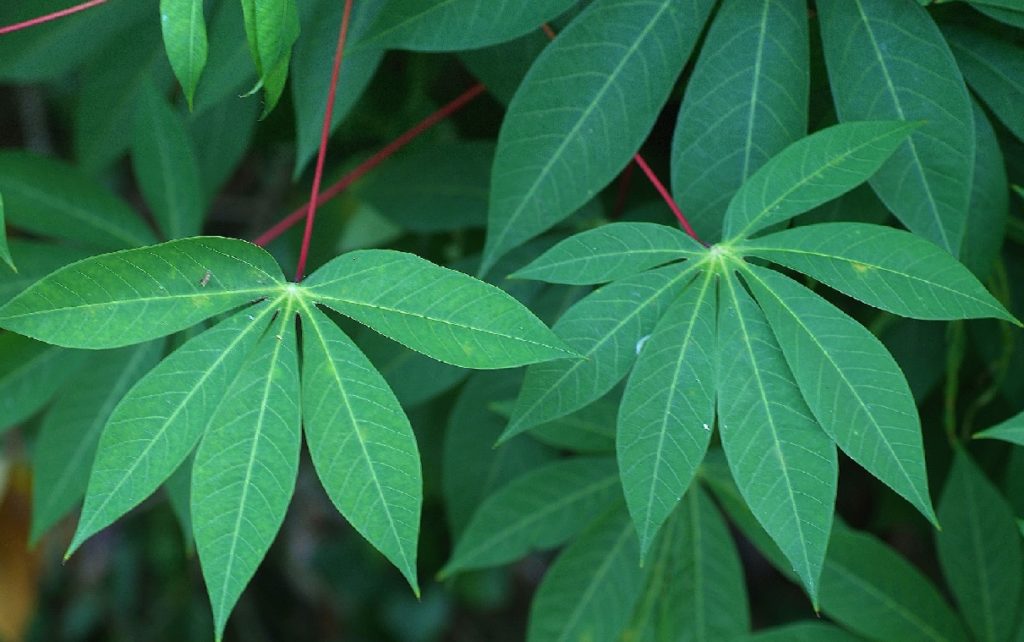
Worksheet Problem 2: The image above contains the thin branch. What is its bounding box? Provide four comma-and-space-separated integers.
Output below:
0, 0, 107, 36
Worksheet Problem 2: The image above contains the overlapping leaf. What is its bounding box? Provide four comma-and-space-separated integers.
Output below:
0, 333, 88, 433
976, 409, 1024, 446
960, 100, 1008, 280
945, 23, 1024, 143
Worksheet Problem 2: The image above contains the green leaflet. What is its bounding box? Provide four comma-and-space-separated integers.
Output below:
0, 192, 12, 272
458, 30, 549, 106
303, 249, 572, 368
30, 341, 162, 542
191, 0, 254, 113
975, 409, 1024, 445
945, 24, 1024, 143
972, 4, 1024, 29
358, 0, 575, 51
738, 623, 863, 642
527, 505, 643, 642
502, 262, 698, 440
742, 264, 937, 524
716, 270, 837, 601
672, 0, 809, 241
159, 0, 208, 109
820, 525, 969, 642
722, 121, 917, 240
511, 222, 700, 285
936, 450, 1022, 642
481, 0, 714, 273
164, 456, 193, 550
356, 328, 467, 408
960, 100, 1009, 280
0, 334, 88, 434
193, 303, 301, 640
817, 0, 975, 254
0, 151, 157, 251
439, 457, 620, 577
527, 396, 617, 453
132, 82, 204, 240
240, 0, 300, 117
0, 237, 284, 349
443, 372, 556, 536
618, 271, 716, 559
299, 303, 422, 593
0, 241, 93, 306
188, 96, 259, 205
66, 300, 279, 557
742, 223, 1015, 322
291, 0, 385, 177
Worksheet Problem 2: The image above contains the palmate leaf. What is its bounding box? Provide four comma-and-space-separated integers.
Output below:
0, 333, 89, 434
936, 450, 1022, 642
722, 121, 917, 240
672, 0, 809, 241
299, 303, 421, 593
817, 0, 975, 254
439, 457, 620, 577
159, 0, 208, 110
192, 302, 301, 641
480, 0, 714, 273
304, 249, 572, 368
618, 271, 716, 559
510, 222, 700, 285
527, 505, 643, 642
0, 237, 285, 349
741, 264, 937, 524
502, 261, 698, 439
742, 223, 1015, 322
717, 270, 837, 601
358, 0, 577, 51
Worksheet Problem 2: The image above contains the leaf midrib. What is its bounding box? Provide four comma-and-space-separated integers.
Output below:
2, 288, 273, 321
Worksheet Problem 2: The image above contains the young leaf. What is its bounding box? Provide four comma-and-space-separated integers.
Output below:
0, 192, 13, 272
0, 151, 157, 251
240, 0, 300, 117
618, 271, 716, 559
672, 0, 809, 241
975, 409, 1024, 446
31, 341, 162, 542
303, 249, 572, 368
0, 237, 285, 349
526, 505, 643, 642
66, 301, 279, 557
511, 223, 700, 285
742, 264, 937, 524
817, 0, 975, 254
722, 121, 917, 240
132, 82, 204, 239
159, 0, 208, 109
0, 334, 88, 433
439, 457, 620, 577
481, 0, 714, 273
945, 24, 1024, 143
717, 270, 837, 601
299, 303, 422, 593
503, 262, 697, 439
936, 450, 1023, 642
820, 525, 969, 642
742, 223, 1015, 322
192, 304, 301, 640
359, 0, 575, 51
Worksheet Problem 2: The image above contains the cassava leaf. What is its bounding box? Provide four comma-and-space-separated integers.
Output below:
817, 0, 975, 254
527, 396, 617, 454
66, 300, 279, 557
358, 0, 576, 51
618, 271, 716, 559
188, 96, 259, 205
502, 262, 698, 440
511, 223, 701, 285
717, 269, 837, 601
975, 409, 1024, 445
741, 264, 937, 524
0, 335, 88, 434
356, 328, 467, 408
722, 121, 917, 240
960, 100, 1009, 281
303, 249, 572, 368
0, 237, 285, 349
132, 81, 204, 239
159, 0, 208, 109
439, 457, 620, 577
0, 151, 157, 251
192, 303, 301, 640
742, 223, 1015, 322
672, 0, 809, 241
299, 303, 421, 593
0, 192, 13, 272
738, 623, 864, 642
30, 341, 162, 542
240, 0, 300, 117
481, 0, 714, 273
945, 24, 1024, 144
0, 241, 92, 307
936, 450, 1022, 642
526, 505, 643, 642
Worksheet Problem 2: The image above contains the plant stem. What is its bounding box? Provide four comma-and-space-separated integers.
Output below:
0, 0, 107, 35
294, 0, 355, 282
252, 83, 486, 247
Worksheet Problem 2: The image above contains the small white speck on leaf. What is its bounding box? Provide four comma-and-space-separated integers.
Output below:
702, 423, 710, 431
635, 334, 651, 355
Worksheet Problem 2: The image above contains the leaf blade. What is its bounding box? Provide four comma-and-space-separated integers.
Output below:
159, 0, 208, 109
